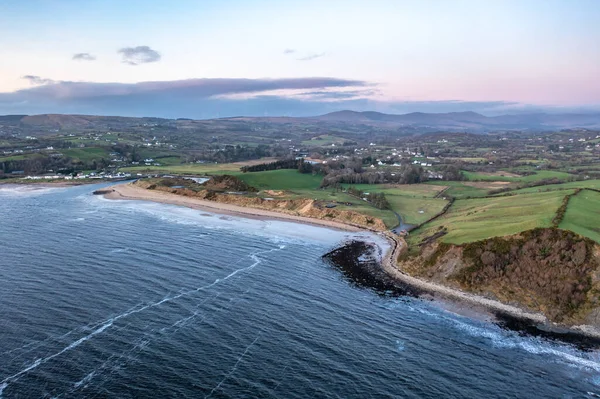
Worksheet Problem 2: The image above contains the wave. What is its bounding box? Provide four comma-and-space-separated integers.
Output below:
402, 301, 600, 373
0, 185, 65, 198
205, 334, 262, 398
87, 193, 358, 246
0, 245, 285, 391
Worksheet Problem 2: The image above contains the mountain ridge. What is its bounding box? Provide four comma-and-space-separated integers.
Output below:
1, 110, 600, 132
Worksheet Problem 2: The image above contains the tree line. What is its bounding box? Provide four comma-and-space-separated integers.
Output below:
346, 186, 390, 210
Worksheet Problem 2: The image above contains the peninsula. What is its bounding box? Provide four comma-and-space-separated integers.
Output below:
103, 174, 600, 338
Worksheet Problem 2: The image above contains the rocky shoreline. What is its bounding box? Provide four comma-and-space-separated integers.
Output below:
325, 239, 600, 349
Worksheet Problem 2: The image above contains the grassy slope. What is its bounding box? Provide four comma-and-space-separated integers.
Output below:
237, 169, 322, 190
409, 190, 570, 245
122, 163, 241, 175
463, 170, 573, 182
340, 183, 448, 224
301, 135, 346, 146
0, 153, 46, 162
342, 183, 445, 198
241, 171, 401, 228
560, 189, 600, 243
62, 147, 110, 161
425, 181, 489, 199
496, 179, 600, 195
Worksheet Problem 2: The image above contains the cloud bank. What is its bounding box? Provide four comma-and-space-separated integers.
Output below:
1, 77, 597, 118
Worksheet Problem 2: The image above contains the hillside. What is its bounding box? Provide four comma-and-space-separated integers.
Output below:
2, 111, 600, 132
399, 228, 600, 326
315, 110, 600, 130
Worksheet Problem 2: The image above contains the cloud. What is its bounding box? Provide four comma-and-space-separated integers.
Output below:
5, 77, 369, 100
297, 52, 325, 61
72, 53, 96, 61
294, 89, 380, 100
21, 75, 55, 85
283, 49, 296, 54
117, 46, 161, 65
2, 77, 597, 119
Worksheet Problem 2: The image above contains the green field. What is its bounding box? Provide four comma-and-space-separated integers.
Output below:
388, 196, 447, 225
301, 135, 347, 146
463, 170, 573, 182
0, 153, 46, 162
62, 147, 110, 161
338, 184, 448, 224
151, 156, 182, 166
342, 183, 445, 198
425, 181, 490, 199
560, 189, 600, 243
122, 163, 242, 175
445, 157, 487, 163
409, 190, 570, 245
237, 169, 323, 191
498, 179, 600, 195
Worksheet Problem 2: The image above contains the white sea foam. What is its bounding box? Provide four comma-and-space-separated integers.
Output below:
402, 301, 600, 373
0, 185, 65, 198
73, 370, 96, 388
109, 247, 130, 254
395, 339, 405, 352
89, 193, 365, 246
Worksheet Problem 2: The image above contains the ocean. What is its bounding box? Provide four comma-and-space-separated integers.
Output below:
1, 183, 600, 398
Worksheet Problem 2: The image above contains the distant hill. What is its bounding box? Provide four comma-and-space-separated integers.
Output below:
1, 111, 600, 133
314, 110, 600, 131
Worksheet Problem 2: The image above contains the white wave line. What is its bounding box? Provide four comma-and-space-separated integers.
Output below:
0, 245, 285, 391
73, 370, 96, 388
63, 283, 256, 396
205, 334, 261, 398
0, 320, 112, 386
272, 365, 289, 393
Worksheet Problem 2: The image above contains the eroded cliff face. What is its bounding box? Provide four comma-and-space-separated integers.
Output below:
134, 179, 387, 231
399, 228, 600, 326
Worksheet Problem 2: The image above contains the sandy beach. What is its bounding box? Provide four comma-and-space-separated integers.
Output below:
104, 183, 363, 232
104, 182, 600, 336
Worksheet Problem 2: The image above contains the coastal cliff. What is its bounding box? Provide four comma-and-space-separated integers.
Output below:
108, 180, 600, 334
134, 178, 388, 231
397, 228, 600, 327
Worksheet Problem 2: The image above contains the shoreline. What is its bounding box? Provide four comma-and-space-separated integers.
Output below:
0, 179, 128, 188
103, 182, 600, 339
103, 183, 363, 232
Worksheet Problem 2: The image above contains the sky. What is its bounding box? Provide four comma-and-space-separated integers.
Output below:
1, 0, 599, 118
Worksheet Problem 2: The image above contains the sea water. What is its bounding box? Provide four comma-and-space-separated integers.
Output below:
1, 183, 599, 398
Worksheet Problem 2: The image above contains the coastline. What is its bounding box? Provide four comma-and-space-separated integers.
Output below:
0, 179, 127, 187
103, 182, 600, 339
103, 183, 362, 232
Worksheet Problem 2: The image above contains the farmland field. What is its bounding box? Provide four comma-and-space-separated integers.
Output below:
497, 179, 600, 195
425, 181, 490, 199
462, 170, 573, 182
62, 147, 110, 161
237, 169, 323, 191
342, 183, 446, 198
409, 190, 570, 245
301, 135, 347, 146
560, 189, 600, 243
